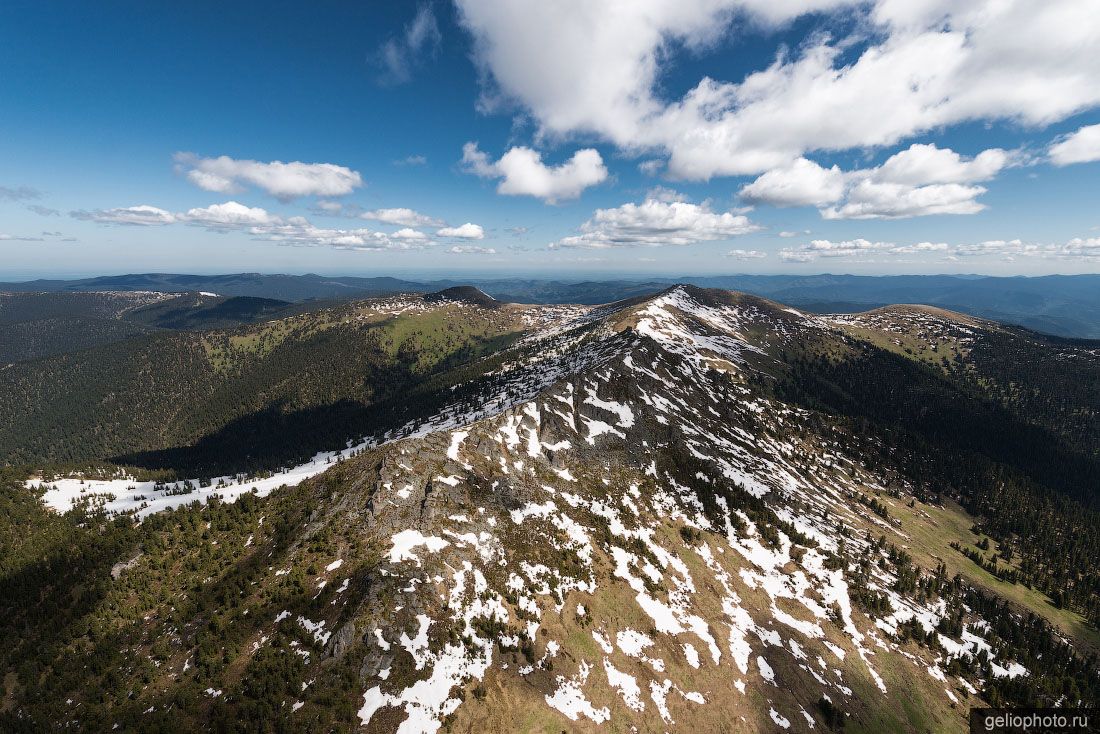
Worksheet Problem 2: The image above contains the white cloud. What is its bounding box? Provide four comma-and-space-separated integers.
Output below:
78, 200, 288, 233
183, 201, 279, 228
778, 235, 1100, 263
1049, 124, 1100, 166
871, 144, 1010, 185
462, 142, 607, 203
740, 157, 845, 207
69, 200, 435, 251
174, 153, 363, 200
1062, 237, 1100, 259
726, 248, 767, 260
456, 0, 1100, 180
376, 5, 442, 84
448, 245, 497, 254
551, 193, 759, 249
780, 238, 948, 261
741, 144, 1010, 219
955, 236, 1100, 261
437, 222, 485, 239
71, 204, 178, 226
822, 181, 989, 220
394, 154, 428, 166
361, 207, 444, 227
255, 222, 432, 250
390, 228, 431, 241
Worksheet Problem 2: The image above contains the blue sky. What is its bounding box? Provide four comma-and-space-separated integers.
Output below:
2, 0, 1099, 279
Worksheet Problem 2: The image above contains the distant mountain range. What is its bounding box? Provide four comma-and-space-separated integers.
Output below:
4, 272, 1100, 338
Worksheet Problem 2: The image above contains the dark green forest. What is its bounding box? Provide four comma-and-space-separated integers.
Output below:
0, 299, 526, 476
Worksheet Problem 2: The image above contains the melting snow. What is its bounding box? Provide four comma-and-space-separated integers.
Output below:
388, 531, 450, 565
545, 661, 610, 723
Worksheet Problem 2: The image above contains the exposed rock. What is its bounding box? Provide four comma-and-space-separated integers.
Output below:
110, 552, 142, 580
326, 621, 356, 659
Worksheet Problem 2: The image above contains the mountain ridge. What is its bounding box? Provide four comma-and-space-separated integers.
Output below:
6, 272, 1100, 338
5, 284, 1100, 732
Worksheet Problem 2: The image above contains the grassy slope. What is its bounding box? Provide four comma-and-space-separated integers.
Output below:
825, 311, 1100, 650
888, 497, 1100, 650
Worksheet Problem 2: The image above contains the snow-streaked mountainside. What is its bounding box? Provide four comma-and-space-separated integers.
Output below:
19, 286, 1100, 732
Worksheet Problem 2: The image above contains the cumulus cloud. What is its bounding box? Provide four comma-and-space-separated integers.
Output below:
780, 238, 949, 261
74, 201, 281, 229
551, 192, 759, 249
256, 222, 433, 250
68, 200, 442, 251
376, 5, 442, 85
821, 144, 1011, 219
821, 181, 989, 220
437, 222, 485, 239
390, 228, 431, 241
870, 144, 1010, 185
68, 193, 490, 252
361, 207, 444, 227
174, 153, 363, 201
1049, 124, 1100, 166
456, 0, 1100, 180
779, 235, 1100, 263
740, 157, 845, 207
741, 144, 1011, 218
1060, 237, 1100, 259
27, 204, 60, 217
955, 237, 1100, 261
462, 142, 607, 203
184, 201, 279, 228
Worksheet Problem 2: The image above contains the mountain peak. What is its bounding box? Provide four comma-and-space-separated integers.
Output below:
423, 285, 503, 308
9, 278, 1099, 732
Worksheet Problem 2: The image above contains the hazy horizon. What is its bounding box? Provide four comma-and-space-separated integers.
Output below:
4, 268, 1098, 284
